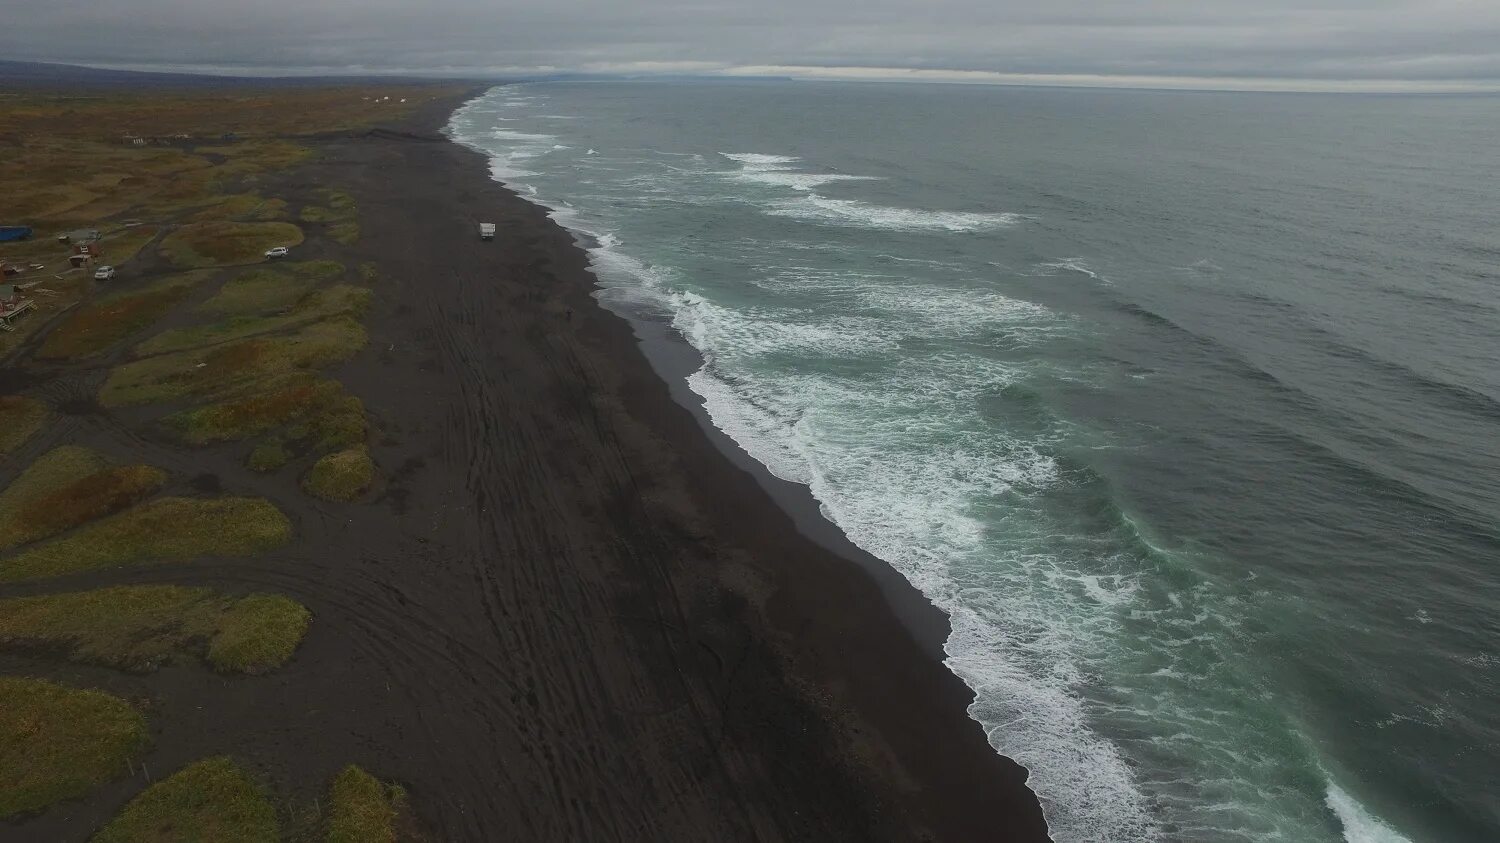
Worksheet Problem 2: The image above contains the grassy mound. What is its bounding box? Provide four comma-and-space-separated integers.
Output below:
190, 193, 287, 222
0, 677, 147, 819
159, 221, 304, 269
0, 446, 166, 550
166, 375, 364, 450
289, 390, 366, 452
136, 285, 370, 356
0, 396, 48, 455
326, 765, 405, 843
38, 272, 213, 360
201, 261, 344, 316
0, 586, 311, 673
91, 756, 278, 843
300, 205, 336, 223
301, 189, 357, 225
168, 376, 338, 444
100, 317, 367, 407
302, 446, 374, 502
208, 594, 311, 673
0, 496, 290, 583
246, 440, 291, 472
328, 221, 360, 245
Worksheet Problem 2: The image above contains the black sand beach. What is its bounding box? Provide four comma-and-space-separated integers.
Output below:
4, 85, 1050, 840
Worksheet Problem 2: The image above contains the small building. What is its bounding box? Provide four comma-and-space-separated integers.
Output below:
0, 284, 35, 331
0, 226, 33, 242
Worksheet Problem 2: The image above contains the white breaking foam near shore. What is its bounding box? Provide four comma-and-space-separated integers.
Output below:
662, 274, 1160, 842
1326, 783, 1416, 843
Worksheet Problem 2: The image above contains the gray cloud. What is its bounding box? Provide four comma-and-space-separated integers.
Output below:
4, 0, 1499, 89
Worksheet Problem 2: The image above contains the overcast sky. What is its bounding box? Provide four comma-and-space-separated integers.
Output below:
6, 0, 1500, 91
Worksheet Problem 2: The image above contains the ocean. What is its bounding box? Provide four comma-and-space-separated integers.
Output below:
448, 80, 1500, 842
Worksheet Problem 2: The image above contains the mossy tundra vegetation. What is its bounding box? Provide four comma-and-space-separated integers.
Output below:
0, 85, 443, 834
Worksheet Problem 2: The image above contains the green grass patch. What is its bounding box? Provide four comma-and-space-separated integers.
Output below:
136, 285, 370, 356
295, 391, 367, 452
358, 262, 378, 283
191, 193, 287, 222
100, 317, 367, 407
0, 585, 311, 674
91, 756, 278, 843
246, 440, 291, 472
300, 205, 337, 223
328, 221, 360, 245
0, 676, 146, 819
322, 189, 356, 213
159, 221, 304, 269
325, 765, 405, 843
167, 376, 364, 450
301, 189, 357, 226
37, 272, 212, 360
0, 396, 48, 456
302, 446, 374, 502
99, 225, 160, 267
208, 594, 311, 673
0, 446, 166, 550
199, 260, 343, 316
197, 138, 313, 171
167, 375, 339, 444
0, 496, 290, 583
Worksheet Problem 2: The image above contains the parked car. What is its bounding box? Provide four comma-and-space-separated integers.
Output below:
264, 246, 289, 259
94, 265, 116, 281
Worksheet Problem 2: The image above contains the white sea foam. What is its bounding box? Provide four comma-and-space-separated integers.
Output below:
489, 128, 557, 142
719, 152, 879, 191
735, 171, 879, 190
1038, 258, 1110, 283
654, 259, 1160, 841
1326, 783, 1415, 843
487, 157, 538, 181
718, 154, 1022, 232
769, 194, 1025, 232
721, 152, 801, 165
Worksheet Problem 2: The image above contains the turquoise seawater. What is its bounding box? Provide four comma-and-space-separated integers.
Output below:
449, 81, 1500, 842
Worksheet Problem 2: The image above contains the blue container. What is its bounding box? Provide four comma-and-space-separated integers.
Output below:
0, 226, 34, 242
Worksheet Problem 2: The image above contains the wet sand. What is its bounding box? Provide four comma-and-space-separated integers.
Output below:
9, 88, 1050, 841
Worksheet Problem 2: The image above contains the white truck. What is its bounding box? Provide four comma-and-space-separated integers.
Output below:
479, 222, 496, 241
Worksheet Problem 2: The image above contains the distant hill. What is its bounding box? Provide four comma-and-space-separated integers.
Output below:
0, 59, 466, 89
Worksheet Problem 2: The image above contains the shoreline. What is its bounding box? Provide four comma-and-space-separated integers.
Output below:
588, 257, 958, 661
431, 86, 1052, 836
5, 82, 1051, 841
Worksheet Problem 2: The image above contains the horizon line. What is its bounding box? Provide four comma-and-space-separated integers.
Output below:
15, 57, 1500, 95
